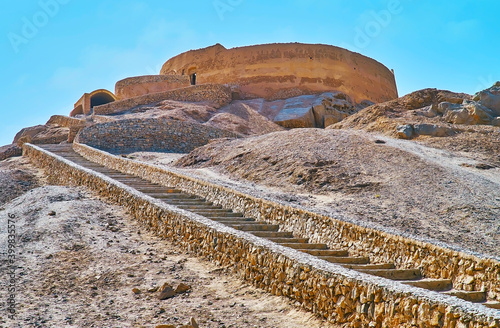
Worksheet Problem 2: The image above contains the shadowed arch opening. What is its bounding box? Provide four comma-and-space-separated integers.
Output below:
187, 66, 197, 86
90, 92, 115, 108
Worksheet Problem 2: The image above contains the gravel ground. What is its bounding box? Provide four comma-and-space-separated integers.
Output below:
0, 184, 337, 328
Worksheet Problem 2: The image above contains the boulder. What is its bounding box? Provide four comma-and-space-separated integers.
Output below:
13, 124, 69, 146
444, 107, 473, 125
416, 104, 438, 118
0, 144, 22, 161
273, 96, 317, 128
475, 82, 500, 115
272, 92, 357, 129
440, 96, 498, 126
311, 92, 356, 128
491, 117, 500, 126
396, 124, 454, 139
13, 125, 47, 145
413, 124, 455, 137
437, 102, 463, 115
466, 102, 496, 124
396, 125, 414, 139
436, 90, 469, 104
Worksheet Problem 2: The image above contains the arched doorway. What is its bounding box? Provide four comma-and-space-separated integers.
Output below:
90, 92, 115, 108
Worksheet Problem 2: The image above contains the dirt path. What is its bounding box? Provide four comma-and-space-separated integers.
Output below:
370, 132, 500, 186
0, 184, 337, 328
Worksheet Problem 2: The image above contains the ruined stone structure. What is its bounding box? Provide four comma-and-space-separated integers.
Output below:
160, 43, 398, 103
69, 43, 399, 128
76, 118, 239, 153
70, 89, 116, 117
115, 75, 190, 100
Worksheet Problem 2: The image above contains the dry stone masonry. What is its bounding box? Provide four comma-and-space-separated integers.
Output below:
22, 142, 500, 327
93, 84, 233, 116
71, 142, 500, 304
75, 118, 239, 153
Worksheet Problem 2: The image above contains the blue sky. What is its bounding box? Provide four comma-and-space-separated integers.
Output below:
1, 0, 499, 146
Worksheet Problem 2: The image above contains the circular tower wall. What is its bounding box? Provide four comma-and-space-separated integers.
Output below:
160, 43, 398, 103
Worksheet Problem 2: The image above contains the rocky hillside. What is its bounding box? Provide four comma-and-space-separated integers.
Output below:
175, 128, 500, 257
333, 84, 500, 165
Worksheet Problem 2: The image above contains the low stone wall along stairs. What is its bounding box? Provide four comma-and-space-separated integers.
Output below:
23, 143, 500, 328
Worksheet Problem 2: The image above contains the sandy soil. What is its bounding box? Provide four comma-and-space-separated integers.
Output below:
170, 128, 500, 258
0, 182, 337, 328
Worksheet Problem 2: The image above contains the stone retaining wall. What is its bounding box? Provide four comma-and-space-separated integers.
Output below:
23, 143, 500, 327
73, 142, 500, 303
93, 84, 232, 115
75, 118, 239, 153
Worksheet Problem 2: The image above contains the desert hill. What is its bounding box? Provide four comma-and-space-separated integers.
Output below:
2, 43, 500, 327
173, 127, 500, 257
333, 85, 500, 166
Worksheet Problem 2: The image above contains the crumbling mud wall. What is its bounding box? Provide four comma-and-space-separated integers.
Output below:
160, 43, 398, 102
115, 75, 191, 100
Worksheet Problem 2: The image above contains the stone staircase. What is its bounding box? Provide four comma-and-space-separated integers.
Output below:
36, 144, 500, 311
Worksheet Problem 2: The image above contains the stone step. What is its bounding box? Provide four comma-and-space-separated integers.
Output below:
249, 231, 294, 238
35, 146, 500, 312
268, 237, 309, 243
121, 182, 159, 186
211, 217, 255, 222
66, 160, 97, 165
69, 160, 100, 165
81, 166, 115, 172
176, 204, 223, 210
213, 219, 257, 225
106, 173, 143, 184
301, 249, 349, 257
401, 279, 453, 291
342, 263, 395, 270
194, 211, 243, 218
133, 187, 182, 193
106, 175, 144, 179
231, 224, 280, 232
357, 268, 422, 281
150, 193, 200, 200
483, 301, 500, 309
280, 243, 327, 250
443, 290, 487, 303
114, 179, 152, 184
319, 256, 370, 264
164, 200, 212, 206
